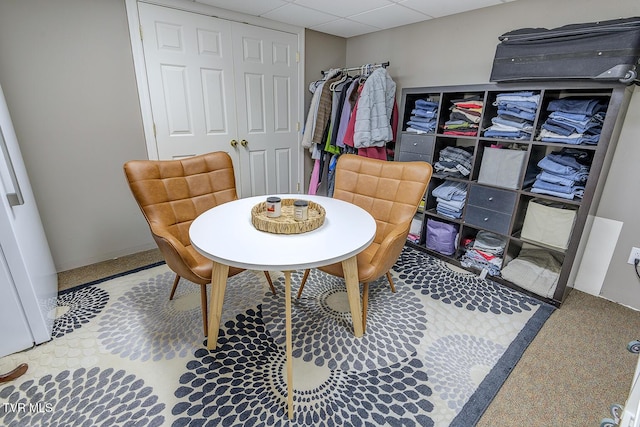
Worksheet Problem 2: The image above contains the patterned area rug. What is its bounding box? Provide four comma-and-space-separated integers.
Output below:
0, 246, 553, 426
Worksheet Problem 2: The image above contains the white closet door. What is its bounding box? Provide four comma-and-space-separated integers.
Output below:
232, 22, 299, 197
138, 3, 238, 162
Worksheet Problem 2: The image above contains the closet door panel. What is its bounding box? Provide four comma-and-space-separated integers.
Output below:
201, 69, 228, 134
138, 3, 238, 163
161, 65, 192, 135
232, 22, 299, 197
244, 73, 266, 133
248, 150, 268, 196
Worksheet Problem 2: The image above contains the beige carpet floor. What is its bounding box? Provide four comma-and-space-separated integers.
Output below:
58, 249, 640, 426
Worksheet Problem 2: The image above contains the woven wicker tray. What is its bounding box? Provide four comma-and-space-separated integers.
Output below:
251, 199, 325, 234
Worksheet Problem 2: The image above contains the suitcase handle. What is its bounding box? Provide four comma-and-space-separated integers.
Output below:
500, 20, 640, 44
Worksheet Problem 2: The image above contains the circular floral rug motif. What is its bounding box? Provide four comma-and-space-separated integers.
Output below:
96, 270, 267, 362
0, 367, 165, 426
51, 287, 109, 338
395, 247, 539, 314
173, 307, 435, 427
261, 269, 428, 372
424, 334, 506, 412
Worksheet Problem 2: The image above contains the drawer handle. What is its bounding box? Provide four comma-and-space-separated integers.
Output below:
488, 197, 494, 201
413, 142, 418, 146
484, 217, 489, 222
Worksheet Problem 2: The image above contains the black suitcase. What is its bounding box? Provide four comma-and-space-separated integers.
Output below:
490, 17, 640, 85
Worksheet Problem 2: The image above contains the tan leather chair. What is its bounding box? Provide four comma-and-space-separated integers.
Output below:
123, 152, 275, 336
297, 154, 432, 331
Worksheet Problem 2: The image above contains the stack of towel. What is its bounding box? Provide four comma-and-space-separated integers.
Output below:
460, 231, 506, 277
432, 181, 467, 219
433, 146, 474, 178
483, 91, 540, 140
443, 97, 483, 136
531, 149, 591, 200
406, 98, 439, 134
538, 97, 607, 145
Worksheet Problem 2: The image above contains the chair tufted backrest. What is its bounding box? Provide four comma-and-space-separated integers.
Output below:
333, 154, 432, 247
124, 151, 237, 242
123, 152, 237, 283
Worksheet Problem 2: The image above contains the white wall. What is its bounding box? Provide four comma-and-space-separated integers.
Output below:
0, 0, 156, 271
344, 0, 640, 308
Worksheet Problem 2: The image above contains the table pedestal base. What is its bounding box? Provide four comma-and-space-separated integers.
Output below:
206, 256, 364, 420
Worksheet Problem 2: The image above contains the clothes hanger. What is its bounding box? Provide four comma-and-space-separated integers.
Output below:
330, 70, 350, 91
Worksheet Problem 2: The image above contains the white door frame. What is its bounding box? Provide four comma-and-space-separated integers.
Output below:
124, 0, 305, 192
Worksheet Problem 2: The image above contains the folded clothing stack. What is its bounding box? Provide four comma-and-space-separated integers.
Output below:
460, 231, 506, 277
406, 98, 439, 134
483, 91, 540, 140
538, 97, 607, 145
531, 148, 591, 199
443, 96, 483, 136
432, 180, 467, 219
433, 146, 474, 178
500, 247, 562, 299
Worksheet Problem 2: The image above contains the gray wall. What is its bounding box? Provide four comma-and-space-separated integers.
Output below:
0, 0, 155, 271
302, 30, 346, 192
344, 0, 640, 308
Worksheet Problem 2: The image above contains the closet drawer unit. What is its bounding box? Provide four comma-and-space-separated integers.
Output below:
464, 206, 512, 235
467, 185, 516, 214
399, 134, 435, 155
397, 151, 432, 162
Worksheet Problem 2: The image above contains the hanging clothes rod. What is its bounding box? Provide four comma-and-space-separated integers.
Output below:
321, 61, 389, 76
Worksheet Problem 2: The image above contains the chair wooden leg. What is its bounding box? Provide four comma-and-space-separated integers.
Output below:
263, 271, 276, 295
362, 282, 369, 333
296, 269, 311, 299
201, 284, 208, 337
169, 274, 180, 300
0, 363, 28, 383
386, 271, 396, 293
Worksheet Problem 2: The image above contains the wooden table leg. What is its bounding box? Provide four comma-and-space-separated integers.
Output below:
284, 270, 294, 420
207, 262, 229, 351
342, 255, 363, 337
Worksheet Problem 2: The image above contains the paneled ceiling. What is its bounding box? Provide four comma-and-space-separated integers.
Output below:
196, 0, 517, 38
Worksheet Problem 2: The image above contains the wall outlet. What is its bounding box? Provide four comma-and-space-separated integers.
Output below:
628, 247, 640, 265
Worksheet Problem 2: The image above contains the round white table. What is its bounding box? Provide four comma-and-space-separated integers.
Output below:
189, 194, 376, 419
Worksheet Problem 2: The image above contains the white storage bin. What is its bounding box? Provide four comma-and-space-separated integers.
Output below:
477, 147, 526, 189
521, 199, 577, 250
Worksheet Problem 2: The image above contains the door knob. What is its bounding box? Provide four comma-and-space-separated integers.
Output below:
230, 139, 238, 147
241, 139, 248, 147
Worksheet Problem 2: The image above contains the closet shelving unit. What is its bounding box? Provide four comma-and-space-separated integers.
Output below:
395, 81, 634, 305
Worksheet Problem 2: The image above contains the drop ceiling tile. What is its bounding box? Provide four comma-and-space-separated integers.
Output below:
310, 19, 381, 38
196, 0, 288, 16
399, 0, 503, 18
350, 4, 432, 30
262, 3, 339, 28
294, 0, 392, 18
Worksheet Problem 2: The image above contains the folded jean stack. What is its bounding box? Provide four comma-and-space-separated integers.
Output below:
538, 97, 607, 145
460, 231, 506, 276
432, 180, 467, 219
433, 146, 474, 177
443, 96, 483, 136
531, 148, 591, 199
406, 98, 439, 134
483, 91, 540, 140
